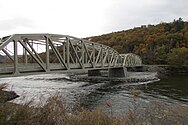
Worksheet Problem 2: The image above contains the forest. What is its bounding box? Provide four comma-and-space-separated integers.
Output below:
87, 18, 188, 67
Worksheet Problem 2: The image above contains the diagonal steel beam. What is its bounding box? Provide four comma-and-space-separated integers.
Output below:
69, 39, 84, 69
102, 48, 109, 65
95, 47, 102, 64
0, 35, 14, 50
69, 52, 76, 64
48, 38, 69, 70
2, 48, 14, 62
113, 55, 118, 66
19, 40, 47, 72
110, 51, 115, 66
25, 40, 45, 65
82, 41, 94, 67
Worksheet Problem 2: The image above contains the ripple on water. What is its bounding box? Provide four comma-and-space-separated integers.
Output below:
1, 73, 188, 116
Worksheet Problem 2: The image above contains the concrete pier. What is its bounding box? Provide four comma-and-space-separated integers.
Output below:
88, 69, 102, 76
88, 67, 128, 77
108, 67, 128, 77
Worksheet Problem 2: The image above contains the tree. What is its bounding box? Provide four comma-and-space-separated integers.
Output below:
172, 18, 184, 32
168, 47, 188, 67
89, 18, 188, 65
155, 45, 167, 64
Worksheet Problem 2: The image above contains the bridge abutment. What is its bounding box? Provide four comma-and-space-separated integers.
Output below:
88, 67, 128, 78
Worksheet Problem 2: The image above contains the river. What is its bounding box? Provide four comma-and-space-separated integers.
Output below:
80, 74, 188, 115
1, 73, 188, 115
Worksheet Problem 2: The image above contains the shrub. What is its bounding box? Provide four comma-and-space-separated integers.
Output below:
0, 90, 188, 125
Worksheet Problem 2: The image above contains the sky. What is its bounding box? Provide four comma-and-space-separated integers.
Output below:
0, 0, 188, 38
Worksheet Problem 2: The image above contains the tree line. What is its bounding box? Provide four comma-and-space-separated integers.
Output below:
87, 18, 188, 67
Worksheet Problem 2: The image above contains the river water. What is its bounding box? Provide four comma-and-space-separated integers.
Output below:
1, 73, 188, 115
80, 74, 188, 115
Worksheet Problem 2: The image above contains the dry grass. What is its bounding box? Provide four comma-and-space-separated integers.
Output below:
0, 95, 121, 125
0, 86, 188, 125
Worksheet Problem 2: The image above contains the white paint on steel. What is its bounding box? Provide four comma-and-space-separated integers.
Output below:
0, 34, 142, 76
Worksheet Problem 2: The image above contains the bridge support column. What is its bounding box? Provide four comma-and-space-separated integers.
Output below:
92, 43, 96, 68
23, 39, 28, 64
66, 38, 70, 69
13, 40, 19, 75
101, 46, 103, 67
108, 67, 127, 77
45, 37, 50, 71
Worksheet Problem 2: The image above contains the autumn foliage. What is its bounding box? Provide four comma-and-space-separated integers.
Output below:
88, 18, 188, 66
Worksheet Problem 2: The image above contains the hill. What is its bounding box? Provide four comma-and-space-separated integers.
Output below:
87, 18, 188, 67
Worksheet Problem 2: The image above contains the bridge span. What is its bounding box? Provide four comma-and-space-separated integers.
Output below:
0, 34, 142, 77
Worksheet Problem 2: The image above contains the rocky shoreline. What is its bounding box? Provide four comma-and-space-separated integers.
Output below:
0, 89, 19, 103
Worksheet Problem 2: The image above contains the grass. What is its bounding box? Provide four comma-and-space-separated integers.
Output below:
0, 84, 188, 125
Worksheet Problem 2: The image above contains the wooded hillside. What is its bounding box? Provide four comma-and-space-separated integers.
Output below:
88, 18, 188, 66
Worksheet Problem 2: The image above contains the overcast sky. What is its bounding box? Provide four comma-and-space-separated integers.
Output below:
0, 0, 188, 38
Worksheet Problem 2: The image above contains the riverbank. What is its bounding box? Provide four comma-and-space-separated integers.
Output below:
1, 85, 188, 125
1, 73, 188, 125
143, 65, 188, 77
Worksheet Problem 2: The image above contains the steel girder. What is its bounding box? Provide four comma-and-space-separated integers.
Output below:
0, 34, 125, 75
121, 53, 142, 67
0, 34, 142, 76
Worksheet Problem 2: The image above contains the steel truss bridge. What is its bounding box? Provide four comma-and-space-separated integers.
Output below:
0, 34, 142, 77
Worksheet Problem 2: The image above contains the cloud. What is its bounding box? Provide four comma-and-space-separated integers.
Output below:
102, 0, 188, 33
161, 0, 188, 17
0, 0, 188, 37
0, 0, 111, 37
0, 16, 36, 31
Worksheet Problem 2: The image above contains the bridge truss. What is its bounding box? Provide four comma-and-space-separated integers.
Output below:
0, 34, 142, 76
